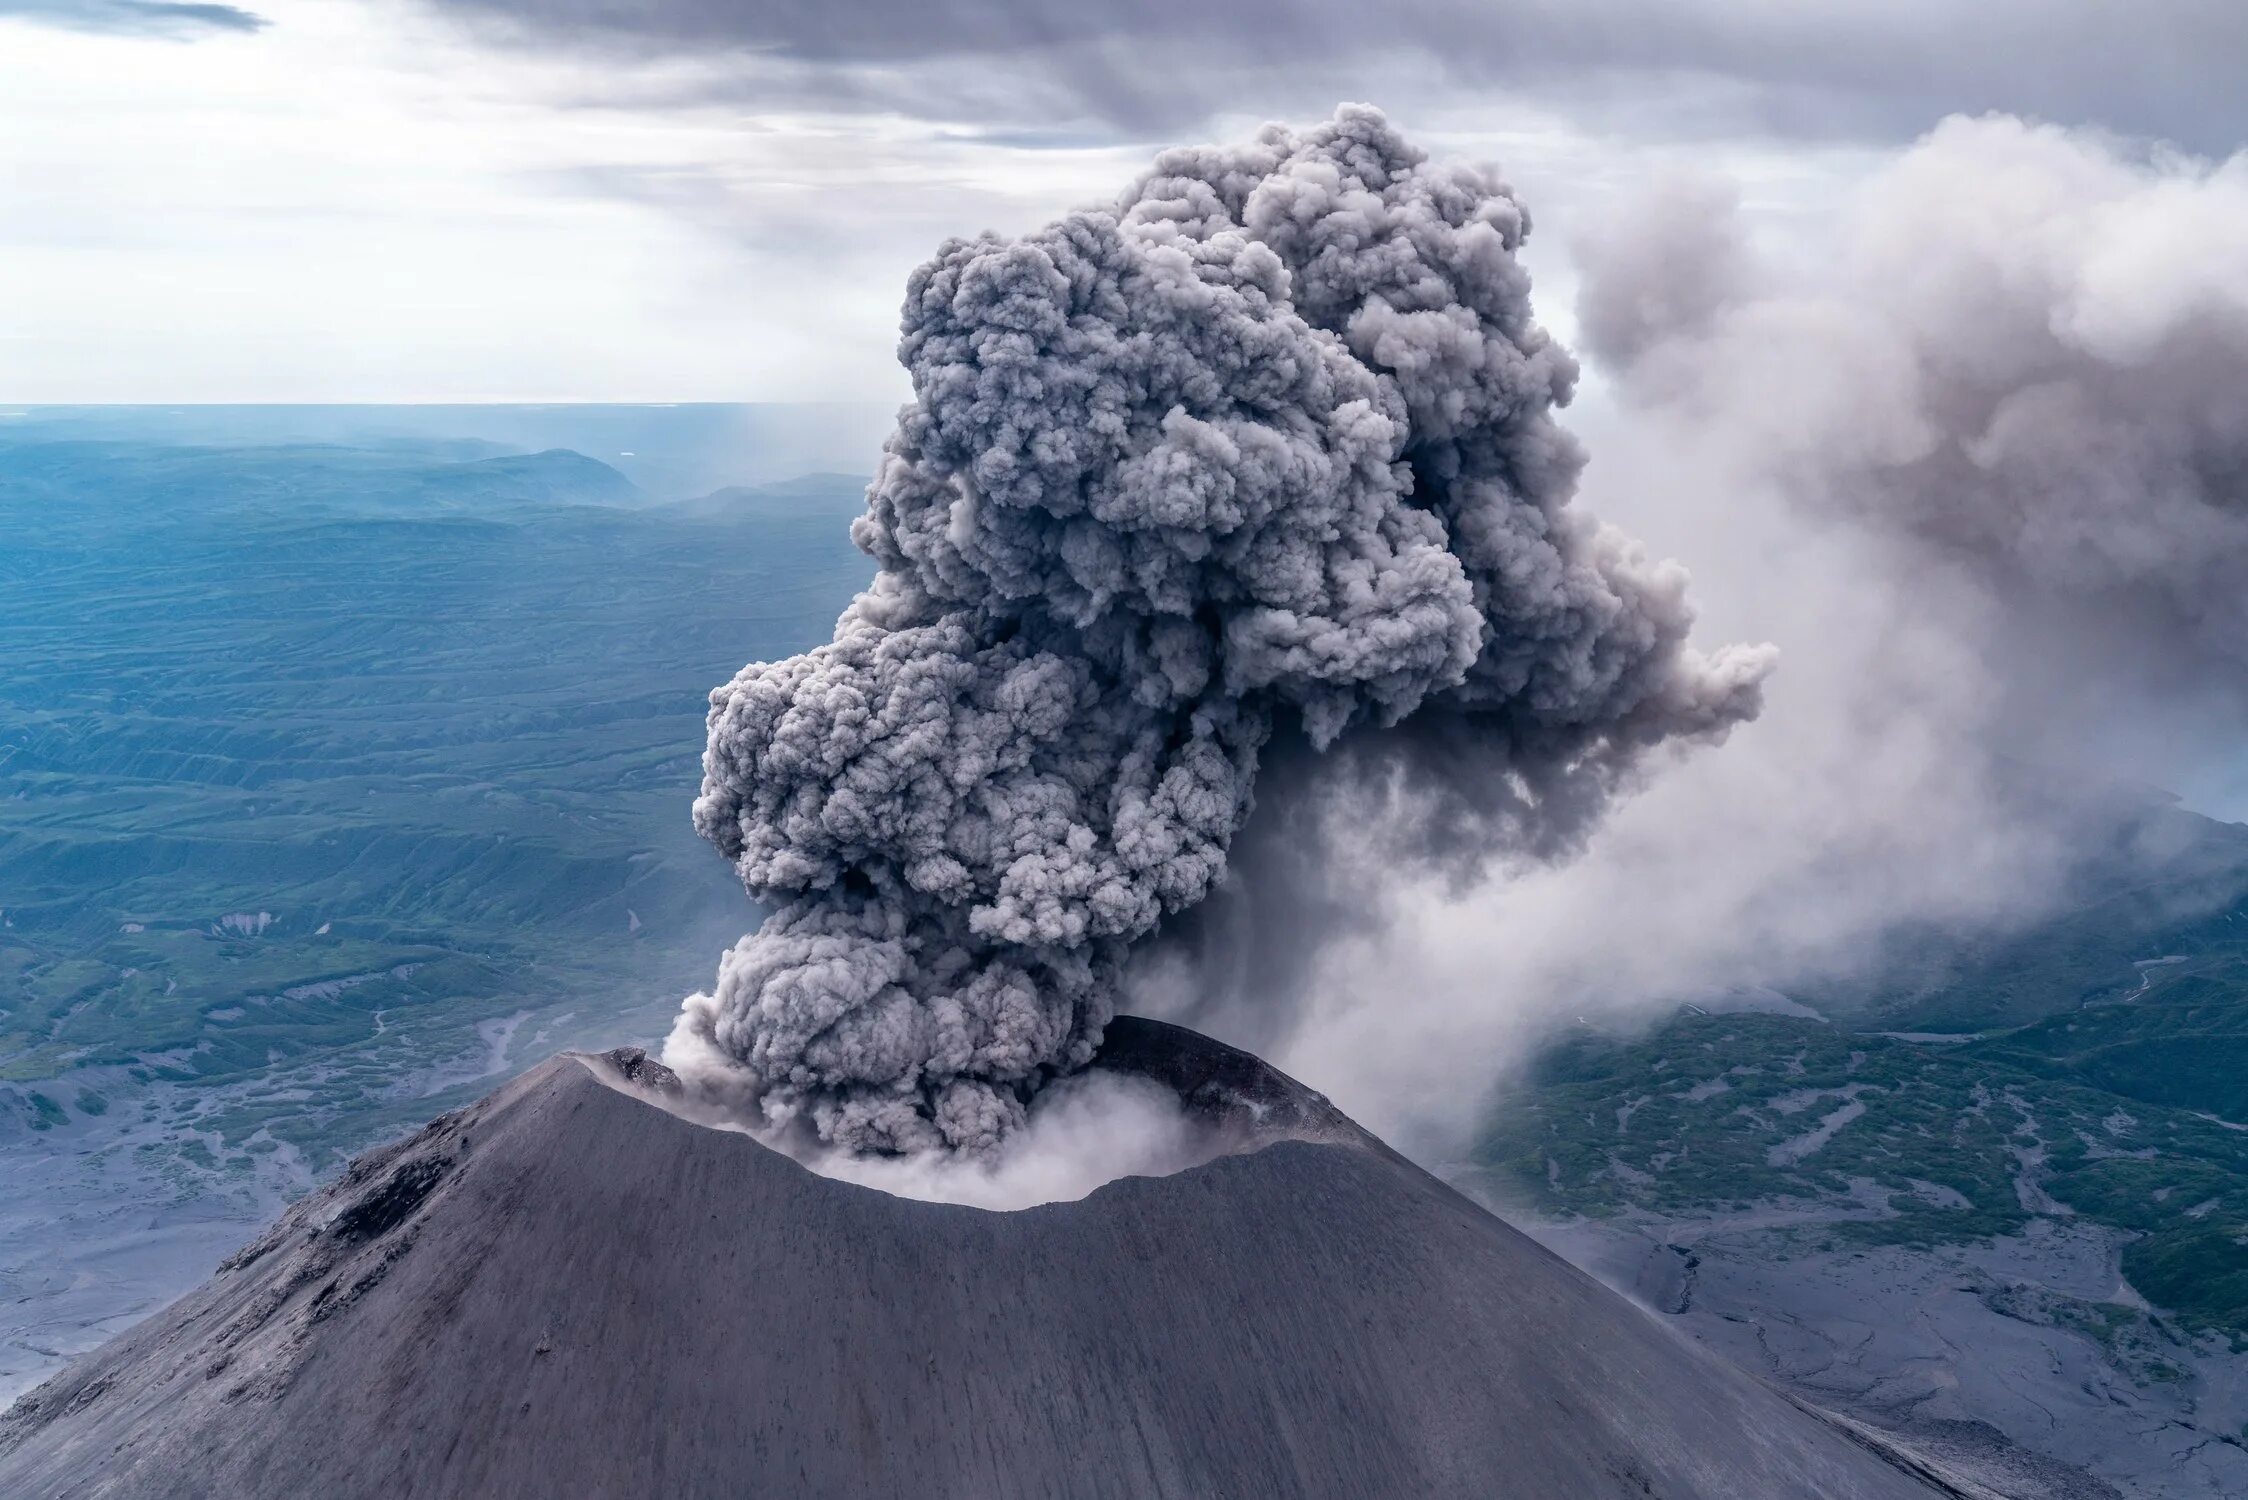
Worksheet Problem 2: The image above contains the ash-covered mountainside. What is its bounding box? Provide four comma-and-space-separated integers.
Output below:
0, 1020, 1975, 1500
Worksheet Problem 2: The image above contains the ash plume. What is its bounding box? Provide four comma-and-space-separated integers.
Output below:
669, 106, 1771, 1154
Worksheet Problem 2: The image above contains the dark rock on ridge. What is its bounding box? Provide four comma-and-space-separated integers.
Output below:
0, 1018, 1987, 1499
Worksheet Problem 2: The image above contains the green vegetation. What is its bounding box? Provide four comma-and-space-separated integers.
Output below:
1983, 1284, 2198, 1384
1973, 960, 2248, 1119
1793, 807, 2248, 1032
1477, 801, 2248, 1342
1478, 1004, 2248, 1335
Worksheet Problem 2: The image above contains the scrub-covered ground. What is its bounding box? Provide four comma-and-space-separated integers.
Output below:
1470, 833, 2248, 1497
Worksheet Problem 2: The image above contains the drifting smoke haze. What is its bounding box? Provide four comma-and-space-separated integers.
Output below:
1582, 115, 2248, 723
666, 107, 1772, 1155
1245, 114, 2248, 1155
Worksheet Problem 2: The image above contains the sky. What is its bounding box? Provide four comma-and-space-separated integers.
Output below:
7, 0, 2231, 403
5, 0, 2246, 1144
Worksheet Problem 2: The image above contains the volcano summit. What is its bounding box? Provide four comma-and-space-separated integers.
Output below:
1, 1021, 1977, 1500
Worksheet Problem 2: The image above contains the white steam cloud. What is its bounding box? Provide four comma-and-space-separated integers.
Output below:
661, 1019, 1221, 1208
1242, 114, 2248, 1154
1580, 114, 2248, 736
668, 106, 1771, 1154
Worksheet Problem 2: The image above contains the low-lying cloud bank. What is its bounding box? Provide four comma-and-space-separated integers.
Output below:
0, 0, 267, 36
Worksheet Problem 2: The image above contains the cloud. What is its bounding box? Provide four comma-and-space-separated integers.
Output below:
1224, 113, 2248, 1155
0, 0, 268, 36
668, 107, 1767, 1154
412, 0, 2248, 151
0, 0, 1018, 404
1580, 113, 2248, 756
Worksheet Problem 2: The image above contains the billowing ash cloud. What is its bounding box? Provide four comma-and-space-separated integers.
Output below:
1579, 114, 2248, 722
669, 107, 1771, 1154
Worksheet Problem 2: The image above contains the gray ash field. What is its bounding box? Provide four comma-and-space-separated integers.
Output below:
0, 1019, 1969, 1500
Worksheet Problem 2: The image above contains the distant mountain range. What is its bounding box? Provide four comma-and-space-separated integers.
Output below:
0, 440, 642, 517
0, 404, 894, 500
662, 471, 872, 520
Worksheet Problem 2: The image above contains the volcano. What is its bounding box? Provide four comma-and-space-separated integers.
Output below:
0, 1020, 1976, 1499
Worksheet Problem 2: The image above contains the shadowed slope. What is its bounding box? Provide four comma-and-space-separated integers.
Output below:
0, 1020, 1972, 1499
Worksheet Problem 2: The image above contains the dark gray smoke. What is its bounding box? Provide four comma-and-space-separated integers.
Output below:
668, 107, 1772, 1154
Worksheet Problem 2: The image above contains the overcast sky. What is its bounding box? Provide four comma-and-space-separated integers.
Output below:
0, 0, 2235, 401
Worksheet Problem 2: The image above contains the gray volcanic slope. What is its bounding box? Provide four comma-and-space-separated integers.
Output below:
0, 1020, 1973, 1500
